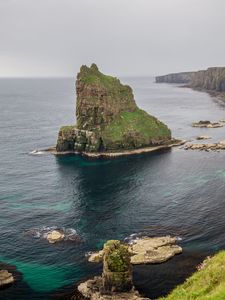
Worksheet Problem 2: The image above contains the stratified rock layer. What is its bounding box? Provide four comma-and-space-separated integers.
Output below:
56, 64, 172, 153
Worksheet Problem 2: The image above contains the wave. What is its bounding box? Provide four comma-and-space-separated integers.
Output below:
29, 149, 45, 155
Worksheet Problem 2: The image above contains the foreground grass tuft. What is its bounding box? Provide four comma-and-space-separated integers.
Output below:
160, 251, 225, 300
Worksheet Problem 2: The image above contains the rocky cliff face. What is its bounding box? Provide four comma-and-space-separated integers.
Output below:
155, 72, 194, 84
56, 64, 172, 153
190, 67, 225, 92
156, 67, 225, 92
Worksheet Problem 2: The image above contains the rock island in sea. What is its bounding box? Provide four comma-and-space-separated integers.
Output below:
54, 64, 181, 158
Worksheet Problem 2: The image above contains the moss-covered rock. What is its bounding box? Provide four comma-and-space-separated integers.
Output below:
56, 64, 172, 153
102, 240, 133, 293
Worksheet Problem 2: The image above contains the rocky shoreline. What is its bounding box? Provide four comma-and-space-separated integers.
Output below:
45, 140, 185, 159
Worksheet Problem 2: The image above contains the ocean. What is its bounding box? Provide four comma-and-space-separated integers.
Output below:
1, 77, 225, 299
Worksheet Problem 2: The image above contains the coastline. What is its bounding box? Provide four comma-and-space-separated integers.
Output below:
45, 139, 185, 159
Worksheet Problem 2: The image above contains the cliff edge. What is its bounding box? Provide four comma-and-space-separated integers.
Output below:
56, 64, 172, 154
156, 67, 225, 93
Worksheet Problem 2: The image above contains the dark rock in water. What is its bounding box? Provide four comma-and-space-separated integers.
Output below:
56, 64, 172, 154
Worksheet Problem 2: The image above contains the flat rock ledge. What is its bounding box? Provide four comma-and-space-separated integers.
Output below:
78, 276, 150, 300
0, 270, 14, 287
46, 140, 185, 159
185, 140, 225, 151
87, 236, 182, 265
192, 121, 223, 128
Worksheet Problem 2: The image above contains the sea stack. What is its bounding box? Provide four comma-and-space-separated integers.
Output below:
56, 64, 172, 154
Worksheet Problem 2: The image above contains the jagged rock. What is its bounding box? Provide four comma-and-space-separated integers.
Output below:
78, 277, 149, 300
46, 230, 65, 244
56, 64, 172, 154
0, 270, 14, 287
87, 236, 182, 265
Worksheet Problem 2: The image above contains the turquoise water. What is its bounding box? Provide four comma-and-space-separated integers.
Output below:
1, 78, 225, 299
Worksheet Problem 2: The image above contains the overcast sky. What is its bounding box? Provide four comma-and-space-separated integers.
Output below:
1, 0, 225, 77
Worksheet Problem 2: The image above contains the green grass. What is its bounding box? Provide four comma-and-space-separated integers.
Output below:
160, 251, 225, 300
78, 63, 130, 93
60, 125, 76, 133
101, 108, 171, 148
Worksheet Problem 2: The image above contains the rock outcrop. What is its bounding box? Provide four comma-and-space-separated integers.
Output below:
156, 67, 225, 93
78, 240, 150, 300
87, 236, 182, 265
192, 121, 223, 128
56, 64, 172, 154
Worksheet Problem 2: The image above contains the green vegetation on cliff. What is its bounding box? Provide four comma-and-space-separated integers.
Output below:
56, 64, 172, 153
161, 251, 225, 300
101, 108, 171, 150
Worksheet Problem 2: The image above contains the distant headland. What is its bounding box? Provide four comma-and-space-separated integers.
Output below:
156, 67, 225, 95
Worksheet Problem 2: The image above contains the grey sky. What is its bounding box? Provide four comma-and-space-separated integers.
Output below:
1, 0, 225, 77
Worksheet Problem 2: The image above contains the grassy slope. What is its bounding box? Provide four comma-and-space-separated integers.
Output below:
160, 251, 225, 300
101, 108, 171, 146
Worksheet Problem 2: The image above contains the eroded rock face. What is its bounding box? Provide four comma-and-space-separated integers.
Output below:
56, 64, 172, 153
102, 240, 133, 293
76, 64, 137, 131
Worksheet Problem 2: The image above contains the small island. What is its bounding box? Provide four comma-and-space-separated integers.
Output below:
54, 64, 182, 158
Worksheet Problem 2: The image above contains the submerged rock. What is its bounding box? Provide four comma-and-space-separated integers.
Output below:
56, 64, 173, 155
0, 270, 14, 287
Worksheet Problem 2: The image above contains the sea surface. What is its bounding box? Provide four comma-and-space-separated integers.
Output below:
1, 77, 225, 299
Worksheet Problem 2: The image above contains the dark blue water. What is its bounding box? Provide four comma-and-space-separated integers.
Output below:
1, 77, 225, 299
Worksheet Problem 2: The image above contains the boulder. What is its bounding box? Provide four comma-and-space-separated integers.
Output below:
0, 270, 14, 287
46, 230, 65, 244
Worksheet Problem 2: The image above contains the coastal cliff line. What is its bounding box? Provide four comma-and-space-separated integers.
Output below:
156, 67, 225, 94
55, 64, 178, 156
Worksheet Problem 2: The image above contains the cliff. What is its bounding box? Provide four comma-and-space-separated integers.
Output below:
156, 67, 225, 93
160, 251, 225, 300
56, 64, 172, 154
155, 72, 194, 84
